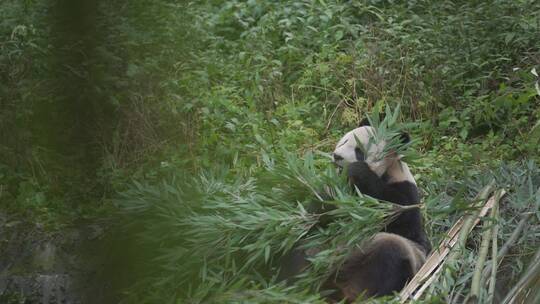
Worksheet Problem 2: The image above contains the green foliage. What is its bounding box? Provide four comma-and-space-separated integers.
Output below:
2, 0, 539, 303
420, 162, 540, 303
116, 152, 414, 302
357, 104, 421, 165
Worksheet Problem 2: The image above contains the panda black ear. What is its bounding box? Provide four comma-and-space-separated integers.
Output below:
399, 132, 411, 145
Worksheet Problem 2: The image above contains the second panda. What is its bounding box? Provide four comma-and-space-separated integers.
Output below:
323, 121, 431, 301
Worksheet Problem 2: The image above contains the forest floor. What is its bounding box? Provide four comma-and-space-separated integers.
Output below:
0, 212, 107, 303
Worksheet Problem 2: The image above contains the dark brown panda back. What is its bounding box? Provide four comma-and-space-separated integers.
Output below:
323, 232, 426, 303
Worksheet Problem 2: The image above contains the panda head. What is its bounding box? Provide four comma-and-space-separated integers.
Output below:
332, 124, 414, 183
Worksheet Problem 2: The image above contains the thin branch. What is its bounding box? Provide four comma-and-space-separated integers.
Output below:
324, 99, 345, 135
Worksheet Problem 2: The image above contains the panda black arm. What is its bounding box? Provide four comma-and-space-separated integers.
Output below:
347, 161, 430, 252
347, 161, 385, 198
347, 161, 419, 205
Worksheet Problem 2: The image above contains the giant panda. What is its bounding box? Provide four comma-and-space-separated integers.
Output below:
279, 121, 431, 302
332, 121, 431, 251
323, 120, 431, 301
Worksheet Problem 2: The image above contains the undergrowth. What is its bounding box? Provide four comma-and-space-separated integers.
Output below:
1, 0, 539, 303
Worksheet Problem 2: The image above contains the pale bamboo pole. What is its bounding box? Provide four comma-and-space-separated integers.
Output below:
399, 182, 500, 303
501, 246, 540, 304
480, 212, 533, 286
468, 190, 503, 303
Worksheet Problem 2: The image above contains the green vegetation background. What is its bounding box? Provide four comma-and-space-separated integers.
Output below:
1, 0, 539, 303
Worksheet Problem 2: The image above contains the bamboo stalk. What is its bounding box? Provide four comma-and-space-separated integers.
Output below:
446, 183, 497, 264
486, 202, 499, 304
480, 212, 533, 284
468, 190, 503, 303
468, 215, 494, 302
501, 246, 540, 304
399, 182, 498, 303
411, 261, 444, 301
496, 212, 532, 259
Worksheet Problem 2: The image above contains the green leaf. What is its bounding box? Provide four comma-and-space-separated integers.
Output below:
459, 128, 469, 140
264, 245, 270, 264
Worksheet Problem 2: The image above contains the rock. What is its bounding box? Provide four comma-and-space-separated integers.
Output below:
33, 242, 57, 271
0, 274, 79, 304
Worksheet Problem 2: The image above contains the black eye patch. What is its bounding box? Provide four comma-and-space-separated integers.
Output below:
354, 147, 365, 161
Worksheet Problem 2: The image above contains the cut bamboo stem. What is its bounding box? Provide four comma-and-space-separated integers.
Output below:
399, 182, 500, 303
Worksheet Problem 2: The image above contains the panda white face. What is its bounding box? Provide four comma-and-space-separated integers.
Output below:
333, 126, 414, 183
333, 126, 389, 175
